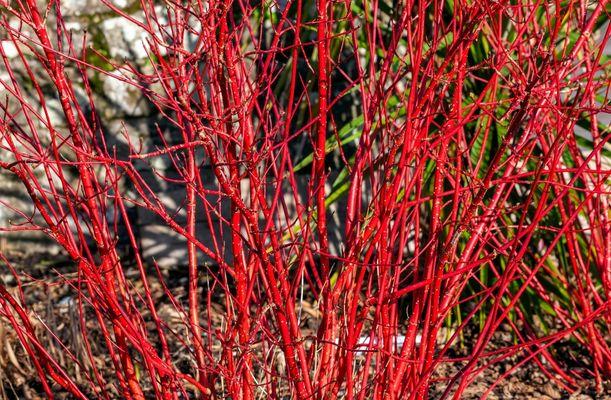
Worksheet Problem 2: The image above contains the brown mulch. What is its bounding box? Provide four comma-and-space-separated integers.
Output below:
0, 250, 609, 399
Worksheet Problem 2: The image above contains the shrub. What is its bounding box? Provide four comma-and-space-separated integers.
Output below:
0, 0, 609, 398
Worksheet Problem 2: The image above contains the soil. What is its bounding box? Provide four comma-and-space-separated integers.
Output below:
0, 251, 609, 399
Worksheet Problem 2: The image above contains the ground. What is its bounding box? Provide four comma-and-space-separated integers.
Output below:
0, 250, 609, 399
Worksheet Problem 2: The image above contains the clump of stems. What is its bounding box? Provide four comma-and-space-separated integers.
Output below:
0, 0, 609, 398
